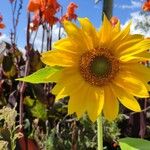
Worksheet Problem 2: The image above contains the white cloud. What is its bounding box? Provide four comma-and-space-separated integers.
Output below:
116, 0, 143, 10
122, 11, 150, 37
0, 34, 10, 43
0, 34, 26, 54
31, 24, 65, 51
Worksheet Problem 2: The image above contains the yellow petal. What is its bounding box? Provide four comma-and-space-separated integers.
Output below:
99, 14, 112, 46
103, 86, 119, 121
41, 50, 79, 67
111, 21, 131, 46
63, 20, 92, 50
52, 75, 84, 101
114, 71, 149, 98
121, 63, 150, 92
51, 84, 67, 101
52, 67, 84, 98
68, 84, 89, 119
114, 34, 143, 55
135, 51, 150, 61
53, 38, 86, 53
111, 84, 141, 112
121, 63, 150, 82
52, 67, 85, 101
78, 17, 99, 48
119, 39, 150, 60
113, 20, 121, 33
86, 87, 104, 122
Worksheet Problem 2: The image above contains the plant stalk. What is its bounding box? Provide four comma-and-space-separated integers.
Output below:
102, 0, 113, 20
97, 114, 103, 150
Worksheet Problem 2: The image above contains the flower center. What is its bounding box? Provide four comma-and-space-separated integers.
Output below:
90, 56, 111, 77
79, 48, 120, 87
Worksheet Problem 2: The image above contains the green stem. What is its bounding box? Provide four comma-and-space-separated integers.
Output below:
97, 114, 103, 150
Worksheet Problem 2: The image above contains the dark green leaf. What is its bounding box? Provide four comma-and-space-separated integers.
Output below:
2, 54, 13, 72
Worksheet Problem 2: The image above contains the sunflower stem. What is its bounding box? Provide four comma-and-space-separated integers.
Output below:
97, 114, 103, 150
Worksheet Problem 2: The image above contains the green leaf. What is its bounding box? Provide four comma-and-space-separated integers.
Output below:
16, 66, 61, 83
119, 137, 150, 150
24, 96, 34, 107
31, 100, 47, 120
24, 96, 47, 120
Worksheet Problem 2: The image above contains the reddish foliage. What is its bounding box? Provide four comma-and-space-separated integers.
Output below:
18, 137, 39, 150
142, 0, 150, 11
60, 2, 78, 22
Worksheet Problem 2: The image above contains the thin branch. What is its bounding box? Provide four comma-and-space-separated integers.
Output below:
49, 25, 53, 50
32, 28, 39, 48
58, 7, 63, 40
130, 106, 150, 115
19, 13, 31, 126
41, 24, 45, 53
46, 24, 50, 51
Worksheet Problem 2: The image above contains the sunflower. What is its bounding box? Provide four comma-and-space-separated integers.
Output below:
41, 15, 150, 122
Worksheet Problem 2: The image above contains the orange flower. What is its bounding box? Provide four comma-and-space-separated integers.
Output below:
67, 2, 78, 19
27, 0, 41, 12
0, 15, 5, 29
30, 12, 41, 31
0, 23, 5, 29
28, 0, 60, 26
110, 16, 118, 27
45, 16, 59, 25
60, 15, 69, 22
0, 14, 5, 36
48, 0, 60, 12
142, 0, 150, 11
60, 2, 78, 22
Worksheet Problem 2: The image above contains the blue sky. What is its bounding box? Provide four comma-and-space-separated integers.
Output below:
0, 0, 145, 48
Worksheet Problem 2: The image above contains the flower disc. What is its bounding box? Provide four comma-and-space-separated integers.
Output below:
79, 48, 120, 86
90, 56, 111, 76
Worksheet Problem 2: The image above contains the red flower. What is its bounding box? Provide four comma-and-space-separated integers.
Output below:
60, 2, 78, 22
142, 0, 150, 11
